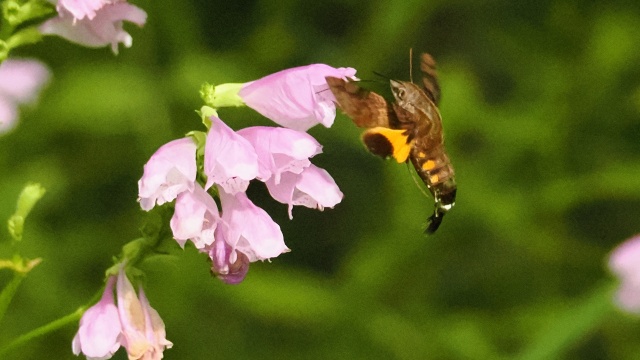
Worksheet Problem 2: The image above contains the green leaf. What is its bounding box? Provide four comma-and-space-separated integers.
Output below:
7, 183, 45, 242
6, 26, 43, 50
1, 0, 54, 27
0, 40, 8, 62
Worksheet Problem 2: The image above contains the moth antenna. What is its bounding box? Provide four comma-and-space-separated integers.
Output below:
372, 71, 391, 81
409, 48, 414, 83
358, 78, 386, 85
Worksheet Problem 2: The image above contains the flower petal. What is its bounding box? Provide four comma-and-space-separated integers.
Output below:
204, 116, 259, 194
239, 64, 357, 131
138, 137, 197, 211
139, 288, 172, 358
40, 2, 147, 54
0, 59, 50, 103
0, 98, 18, 134
0, 59, 50, 134
207, 227, 251, 285
219, 189, 288, 261
266, 164, 342, 219
72, 276, 122, 359
237, 126, 322, 183
170, 183, 220, 249
57, 0, 111, 20
117, 268, 152, 359
295, 164, 343, 208
609, 235, 640, 313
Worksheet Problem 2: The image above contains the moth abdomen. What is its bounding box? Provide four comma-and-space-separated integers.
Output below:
410, 146, 457, 234
410, 145, 453, 181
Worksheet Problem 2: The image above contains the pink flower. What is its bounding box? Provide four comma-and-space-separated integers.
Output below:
238, 64, 357, 132
204, 116, 259, 194
237, 126, 322, 183
0, 59, 50, 134
56, 0, 112, 20
117, 268, 172, 359
266, 164, 343, 219
138, 288, 173, 359
40, 2, 147, 54
170, 183, 220, 249
72, 276, 122, 359
207, 228, 250, 285
138, 137, 197, 211
72, 268, 171, 359
218, 189, 289, 262
609, 235, 640, 313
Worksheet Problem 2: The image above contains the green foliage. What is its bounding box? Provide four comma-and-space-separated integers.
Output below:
7, 183, 45, 242
1, 0, 640, 359
0, 0, 53, 60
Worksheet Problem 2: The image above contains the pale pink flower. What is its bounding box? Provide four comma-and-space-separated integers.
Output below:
204, 116, 259, 194
609, 235, 640, 313
72, 268, 171, 359
170, 183, 220, 249
138, 288, 173, 359
56, 0, 112, 20
207, 227, 250, 285
138, 137, 197, 211
72, 276, 122, 359
237, 126, 322, 183
0, 98, 16, 133
238, 64, 357, 131
0, 59, 50, 134
40, 2, 147, 54
218, 189, 289, 262
266, 164, 343, 219
117, 268, 172, 359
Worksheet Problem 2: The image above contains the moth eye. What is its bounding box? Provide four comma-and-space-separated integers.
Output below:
397, 88, 406, 99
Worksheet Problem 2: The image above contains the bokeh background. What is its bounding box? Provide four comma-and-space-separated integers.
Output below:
2, 0, 640, 359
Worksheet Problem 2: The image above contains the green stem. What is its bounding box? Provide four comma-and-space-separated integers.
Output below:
0, 22, 15, 41
514, 282, 617, 360
0, 272, 24, 325
0, 307, 84, 357
0, 286, 102, 357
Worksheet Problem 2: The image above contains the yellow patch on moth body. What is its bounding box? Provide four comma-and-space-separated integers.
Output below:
429, 174, 439, 184
421, 160, 436, 171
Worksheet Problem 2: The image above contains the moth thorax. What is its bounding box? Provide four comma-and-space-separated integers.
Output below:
390, 81, 424, 105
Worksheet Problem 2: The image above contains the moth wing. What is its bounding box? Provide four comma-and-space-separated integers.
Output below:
325, 76, 397, 129
361, 127, 412, 163
420, 53, 441, 106
391, 101, 422, 130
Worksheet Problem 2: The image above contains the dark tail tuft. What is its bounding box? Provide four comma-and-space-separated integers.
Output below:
425, 211, 445, 235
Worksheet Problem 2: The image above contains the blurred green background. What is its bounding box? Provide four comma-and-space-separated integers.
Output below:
2, 0, 640, 359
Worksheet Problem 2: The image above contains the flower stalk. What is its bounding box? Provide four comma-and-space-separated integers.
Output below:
0, 302, 86, 357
